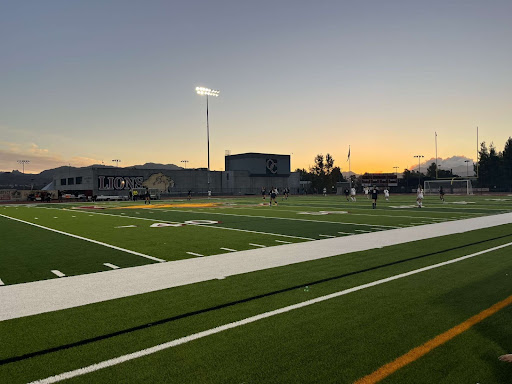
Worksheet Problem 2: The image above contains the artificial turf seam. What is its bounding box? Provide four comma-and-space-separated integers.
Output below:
2, 232, 511, 367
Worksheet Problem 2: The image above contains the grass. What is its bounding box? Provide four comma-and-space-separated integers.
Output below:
0, 194, 512, 383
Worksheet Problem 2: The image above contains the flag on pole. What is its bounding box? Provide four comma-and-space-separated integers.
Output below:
347, 147, 350, 161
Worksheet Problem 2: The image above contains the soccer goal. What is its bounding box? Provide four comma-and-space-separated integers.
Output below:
424, 179, 473, 195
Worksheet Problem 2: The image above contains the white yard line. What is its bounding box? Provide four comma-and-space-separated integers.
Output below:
275, 240, 292, 244
197, 224, 315, 240
0, 213, 166, 263
51, 270, 66, 278
319, 234, 336, 238
160, 208, 398, 228
186, 252, 204, 257
249, 243, 267, 248
56, 207, 314, 241
1, 213, 511, 321
220, 247, 238, 252
338, 232, 353, 235
103, 263, 120, 270
229, 206, 455, 221
28, 241, 512, 384
0, 279, 4, 286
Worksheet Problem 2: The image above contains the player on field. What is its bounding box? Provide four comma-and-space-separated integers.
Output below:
364, 187, 369, 199
383, 188, 390, 201
144, 188, 151, 205
270, 187, 278, 206
439, 186, 445, 202
344, 188, 350, 201
416, 185, 424, 208
350, 187, 356, 201
371, 186, 379, 209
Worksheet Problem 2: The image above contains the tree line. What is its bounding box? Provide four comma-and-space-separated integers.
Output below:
297, 137, 512, 193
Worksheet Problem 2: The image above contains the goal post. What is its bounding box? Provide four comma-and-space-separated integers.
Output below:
424, 179, 473, 195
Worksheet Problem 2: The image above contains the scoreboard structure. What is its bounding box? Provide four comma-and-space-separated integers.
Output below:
361, 173, 398, 187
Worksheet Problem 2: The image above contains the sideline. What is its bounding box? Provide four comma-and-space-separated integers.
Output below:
1, 213, 511, 321
27, 242, 512, 384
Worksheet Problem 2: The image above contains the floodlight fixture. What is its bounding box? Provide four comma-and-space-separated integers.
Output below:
195, 87, 220, 97
112, 159, 121, 167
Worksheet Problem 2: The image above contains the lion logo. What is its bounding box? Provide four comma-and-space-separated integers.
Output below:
142, 173, 175, 192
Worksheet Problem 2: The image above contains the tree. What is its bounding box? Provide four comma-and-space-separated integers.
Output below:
502, 137, 512, 191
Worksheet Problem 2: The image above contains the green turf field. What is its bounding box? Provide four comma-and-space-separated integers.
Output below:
1, 194, 512, 383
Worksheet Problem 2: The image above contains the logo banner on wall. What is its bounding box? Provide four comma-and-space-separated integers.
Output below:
266, 158, 278, 174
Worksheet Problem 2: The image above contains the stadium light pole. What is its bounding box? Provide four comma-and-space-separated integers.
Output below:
112, 159, 121, 167
181, 160, 189, 169
414, 155, 424, 187
196, 86, 220, 194
17, 160, 30, 174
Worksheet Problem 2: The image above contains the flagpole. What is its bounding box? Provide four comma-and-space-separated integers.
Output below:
435, 132, 438, 179
349, 145, 351, 188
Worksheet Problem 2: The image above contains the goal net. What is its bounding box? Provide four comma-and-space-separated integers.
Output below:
424, 179, 473, 195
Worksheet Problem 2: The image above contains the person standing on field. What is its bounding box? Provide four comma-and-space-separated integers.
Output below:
371, 186, 379, 209
383, 188, 390, 201
350, 187, 356, 201
270, 187, 278, 206
416, 185, 424, 208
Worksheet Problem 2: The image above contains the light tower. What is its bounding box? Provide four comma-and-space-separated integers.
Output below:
112, 159, 121, 167
196, 86, 220, 194
414, 155, 424, 187
17, 160, 30, 174
181, 160, 189, 169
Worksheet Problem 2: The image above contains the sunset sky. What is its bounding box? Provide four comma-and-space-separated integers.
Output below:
1, 1, 511, 174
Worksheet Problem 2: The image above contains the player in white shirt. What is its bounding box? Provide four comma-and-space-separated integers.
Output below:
350, 187, 356, 201
383, 188, 390, 201
364, 187, 369, 199
416, 185, 424, 208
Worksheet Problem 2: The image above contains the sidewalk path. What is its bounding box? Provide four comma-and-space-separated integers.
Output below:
1, 213, 511, 321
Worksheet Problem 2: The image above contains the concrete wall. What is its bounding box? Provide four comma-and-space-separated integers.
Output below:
52, 167, 300, 197
225, 153, 290, 176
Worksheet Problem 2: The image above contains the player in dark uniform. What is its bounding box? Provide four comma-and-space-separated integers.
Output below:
270, 187, 277, 206
371, 186, 379, 209
344, 188, 350, 201
261, 187, 266, 200
439, 186, 445, 202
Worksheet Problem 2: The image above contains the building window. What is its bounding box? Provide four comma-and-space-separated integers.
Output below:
76, 177, 82, 185
61, 178, 67, 186
68, 178, 74, 185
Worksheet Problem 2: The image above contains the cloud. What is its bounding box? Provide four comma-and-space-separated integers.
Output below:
0, 141, 101, 173
409, 155, 476, 176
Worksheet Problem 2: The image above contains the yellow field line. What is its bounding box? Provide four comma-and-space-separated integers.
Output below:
355, 294, 512, 384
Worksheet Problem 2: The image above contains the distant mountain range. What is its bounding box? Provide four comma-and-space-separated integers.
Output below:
0, 163, 183, 189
